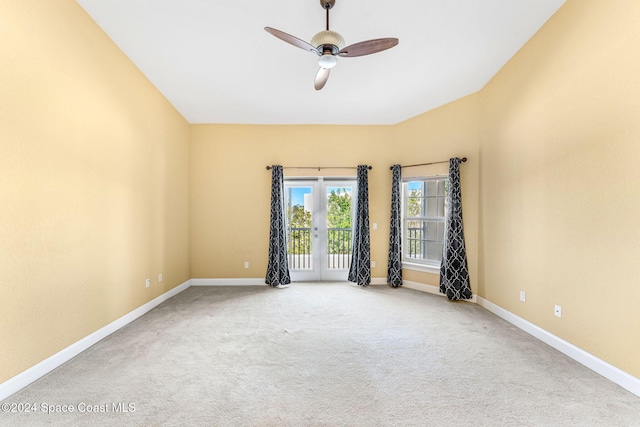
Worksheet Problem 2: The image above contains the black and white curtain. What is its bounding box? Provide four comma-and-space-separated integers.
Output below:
439, 158, 472, 300
265, 165, 291, 287
387, 164, 402, 287
348, 165, 371, 287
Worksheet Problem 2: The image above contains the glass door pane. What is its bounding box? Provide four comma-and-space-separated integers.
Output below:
285, 184, 316, 280
321, 181, 355, 281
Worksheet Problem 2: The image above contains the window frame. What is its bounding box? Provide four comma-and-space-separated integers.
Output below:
401, 175, 448, 274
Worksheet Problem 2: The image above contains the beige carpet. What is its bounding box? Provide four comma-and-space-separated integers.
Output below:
2, 283, 639, 426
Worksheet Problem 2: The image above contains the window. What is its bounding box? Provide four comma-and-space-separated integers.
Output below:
403, 177, 448, 268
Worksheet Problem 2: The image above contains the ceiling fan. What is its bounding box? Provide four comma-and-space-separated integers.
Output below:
265, 0, 399, 91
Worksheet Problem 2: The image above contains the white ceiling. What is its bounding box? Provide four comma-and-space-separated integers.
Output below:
76, 0, 565, 125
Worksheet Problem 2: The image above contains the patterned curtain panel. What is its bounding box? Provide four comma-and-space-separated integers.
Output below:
348, 165, 371, 287
439, 158, 472, 300
387, 164, 402, 287
265, 165, 291, 287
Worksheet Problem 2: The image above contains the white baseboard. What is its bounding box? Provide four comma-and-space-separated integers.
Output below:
402, 280, 441, 295
190, 278, 266, 286
370, 277, 388, 285
0, 279, 191, 402
402, 280, 477, 303
190, 278, 388, 286
476, 296, 640, 398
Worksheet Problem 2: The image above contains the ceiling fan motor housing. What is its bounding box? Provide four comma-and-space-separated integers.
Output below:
310, 30, 345, 55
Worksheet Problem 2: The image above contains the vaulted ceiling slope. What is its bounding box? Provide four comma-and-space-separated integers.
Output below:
77, 0, 566, 125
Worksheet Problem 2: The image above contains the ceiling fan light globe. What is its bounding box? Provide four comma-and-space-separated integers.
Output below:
318, 54, 337, 69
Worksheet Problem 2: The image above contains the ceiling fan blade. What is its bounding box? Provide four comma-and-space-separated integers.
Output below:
339, 38, 399, 57
315, 68, 330, 91
264, 27, 319, 55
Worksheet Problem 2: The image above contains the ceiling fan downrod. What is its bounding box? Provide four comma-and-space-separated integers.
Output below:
322, 0, 335, 30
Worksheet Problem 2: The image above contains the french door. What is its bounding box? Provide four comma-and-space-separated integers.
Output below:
284, 178, 356, 281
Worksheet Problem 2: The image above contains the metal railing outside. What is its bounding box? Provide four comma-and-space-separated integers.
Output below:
287, 227, 312, 269
406, 227, 424, 259
327, 228, 352, 269
287, 227, 353, 270
406, 227, 443, 262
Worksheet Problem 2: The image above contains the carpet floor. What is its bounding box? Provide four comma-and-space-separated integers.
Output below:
2, 283, 639, 426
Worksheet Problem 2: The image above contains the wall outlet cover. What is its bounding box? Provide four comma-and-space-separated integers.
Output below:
554, 305, 562, 318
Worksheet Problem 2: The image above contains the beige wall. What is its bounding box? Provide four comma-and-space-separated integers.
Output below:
190, 124, 395, 279
0, 0, 191, 383
189, 116, 479, 286
479, 0, 640, 377
395, 95, 480, 292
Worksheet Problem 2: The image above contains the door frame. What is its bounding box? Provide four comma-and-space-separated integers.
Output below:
284, 177, 356, 282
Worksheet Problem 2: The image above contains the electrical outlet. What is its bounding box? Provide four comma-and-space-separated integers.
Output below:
145, 278, 151, 288
371, 260, 376, 268
372, 223, 378, 230
554, 305, 562, 318
520, 291, 526, 302
244, 261, 249, 269
158, 273, 163, 282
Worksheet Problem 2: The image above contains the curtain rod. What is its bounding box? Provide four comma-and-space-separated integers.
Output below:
390, 157, 467, 170
266, 165, 373, 171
